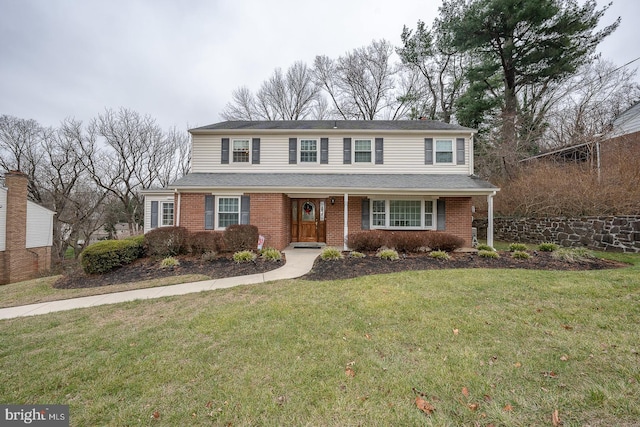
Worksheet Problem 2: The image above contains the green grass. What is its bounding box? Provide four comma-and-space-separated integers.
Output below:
1, 255, 639, 426
0, 274, 210, 309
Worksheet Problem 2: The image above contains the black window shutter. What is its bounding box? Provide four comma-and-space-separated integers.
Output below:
150, 201, 158, 228
320, 137, 329, 164
289, 138, 297, 164
205, 195, 215, 230
221, 138, 229, 164
252, 138, 260, 164
375, 137, 383, 164
361, 198, 370, 230
456, 138, 465, 165
437, 199, 446, 231
425, 138, 433, 165
343, 138, 352, 164
240, 195, 250, 224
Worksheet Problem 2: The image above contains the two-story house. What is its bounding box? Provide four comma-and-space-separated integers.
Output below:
144, 120, 499, 250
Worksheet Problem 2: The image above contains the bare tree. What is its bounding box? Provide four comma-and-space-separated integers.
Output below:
222, 61, 320, 121
314, 39, 399, 120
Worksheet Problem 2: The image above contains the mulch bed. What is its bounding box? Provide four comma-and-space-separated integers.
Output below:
53, 255, 285, 289
53, 250, 627, 289
299, 251, 627, 281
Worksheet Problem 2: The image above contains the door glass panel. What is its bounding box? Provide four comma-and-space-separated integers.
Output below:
301, 201, 315, 221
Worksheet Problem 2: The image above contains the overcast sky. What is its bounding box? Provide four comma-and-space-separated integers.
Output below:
1, 0, 638, 132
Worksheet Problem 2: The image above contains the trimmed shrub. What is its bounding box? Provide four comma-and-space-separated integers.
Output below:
260, 247, 282, 262
349, 251, 366, 258
511, 250, 530, 260
538, 242, 559, 252
224, 224, 259, 252
377, 248, 399, 260
80, 236, 144, 274
476, 243, 495, 251
386, 231, 430, 253
346, 230, 388, 252
508, 243, 528, 252
430, 250, 450, 260
478, 250, 500, 259
190, 231, 226, 254
144, 226, 189, 257
426, 232, 465, 252
233, 250, 256, 263
160, 256, 180, 268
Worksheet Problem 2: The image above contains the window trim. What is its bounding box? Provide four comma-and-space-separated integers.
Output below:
353, 138, 373, 164
435, 139, 454, 164
216, 196, 241, 230
299, 138, 319, 164
160, 201, 174, 227
232, 138, 251, 163
369, 198, 437, 230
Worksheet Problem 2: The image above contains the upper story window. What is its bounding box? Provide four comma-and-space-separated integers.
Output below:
161, 202, 174, 226
354, 139, 372, 163
435, 139, 453, 163
232, 139, 250, 163
300, 139, 318, 163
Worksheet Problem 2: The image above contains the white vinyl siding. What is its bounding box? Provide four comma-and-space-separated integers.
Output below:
143, 194, 174, 234
26, 201, 54, 248
0, 189, 6, 251
190, 134, 471, 174
370, 199, 437, 230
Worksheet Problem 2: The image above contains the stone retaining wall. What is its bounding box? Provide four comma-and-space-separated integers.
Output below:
473, 216, 640, 253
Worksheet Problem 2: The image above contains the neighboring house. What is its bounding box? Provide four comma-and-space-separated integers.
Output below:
0, 171, 54, 285
144, 120, 499, 250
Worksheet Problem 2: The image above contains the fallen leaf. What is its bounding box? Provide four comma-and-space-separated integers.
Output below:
562, 324, 573, 330
503, 404, 513, 412
415, 396, 435, 415
560, 355, 569, 361
543, 371, 558, 378
152, 411, 160, 419
365, 333, 371, 340
345, 366, 355, 377
205, 401, 213, 409
462, 387, 469, 397
552, 409, 562, 426
483, 394, 492, 402
468, 403, 479, 411
514, 362, 522, 368
453, 329, 459, 335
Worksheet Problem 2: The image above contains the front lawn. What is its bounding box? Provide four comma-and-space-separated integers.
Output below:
1, 257, 639, 426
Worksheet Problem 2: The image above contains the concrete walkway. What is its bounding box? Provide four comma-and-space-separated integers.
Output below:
0, 247, 321, 320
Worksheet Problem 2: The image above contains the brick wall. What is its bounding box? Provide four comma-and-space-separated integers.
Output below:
444, 197, 473, 247
248, 193, 290, 250
178, 193, 205, 230
324, 196, 366, 248
0, 171, 52, 285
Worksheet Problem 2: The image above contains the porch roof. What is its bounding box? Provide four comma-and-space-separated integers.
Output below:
169, 173, 498, 196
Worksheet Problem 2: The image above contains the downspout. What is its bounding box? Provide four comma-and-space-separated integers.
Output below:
487, 191, 496, 248
175, 189, 181, 227
343, 193, 349, 251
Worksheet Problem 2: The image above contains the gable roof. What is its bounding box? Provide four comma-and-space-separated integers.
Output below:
190, 120, 474, 133
611, 102, 640, 137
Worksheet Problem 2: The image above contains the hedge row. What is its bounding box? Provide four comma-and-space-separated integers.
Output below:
347, 230, 465, 253
81, 225, 260, 274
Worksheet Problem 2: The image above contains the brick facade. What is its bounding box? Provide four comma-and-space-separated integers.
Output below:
174, 193, 474, 251
0, 171, 52, 285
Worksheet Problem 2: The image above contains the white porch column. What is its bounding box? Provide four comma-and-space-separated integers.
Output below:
487, 192, 495, 248
175, 191, 181, 227
343, 193, 349, 250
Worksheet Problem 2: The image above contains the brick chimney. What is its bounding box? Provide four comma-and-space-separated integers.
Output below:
1, 171, 31, 284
